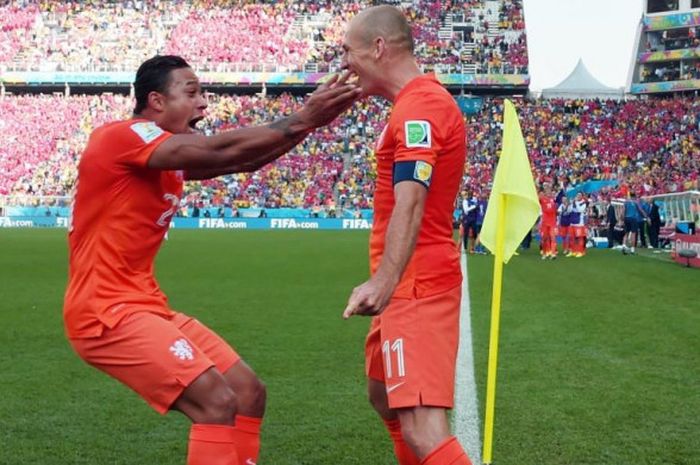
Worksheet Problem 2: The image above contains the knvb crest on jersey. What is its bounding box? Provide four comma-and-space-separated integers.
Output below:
169, 338, 194, 361
405, 120, 431, 148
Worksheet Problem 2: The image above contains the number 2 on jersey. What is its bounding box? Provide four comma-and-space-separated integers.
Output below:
157, 193, 180, 227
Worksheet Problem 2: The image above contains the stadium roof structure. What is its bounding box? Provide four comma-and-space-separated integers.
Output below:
542, 59, 625, 100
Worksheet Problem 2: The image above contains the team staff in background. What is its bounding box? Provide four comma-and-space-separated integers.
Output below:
558, 196, 571, 256
605, 198, 618, 248
63, 55, 360, 465
460, 191, 478, 254
622, 192, 649, 254
473, 191, 488, 255
341, 6, 472, 465
647, 197, 661, 248
568, 192, 588, 258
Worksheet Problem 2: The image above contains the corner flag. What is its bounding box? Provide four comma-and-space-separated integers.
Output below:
479, 99, 540, 263
478, 99, 539, 465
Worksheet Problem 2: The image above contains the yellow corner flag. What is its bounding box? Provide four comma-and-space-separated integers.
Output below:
479, 99, 540, 263
478, 99, 539, 465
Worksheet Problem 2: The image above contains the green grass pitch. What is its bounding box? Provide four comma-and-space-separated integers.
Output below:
0, 229, 697, 465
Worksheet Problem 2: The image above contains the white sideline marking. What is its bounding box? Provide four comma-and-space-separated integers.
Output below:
453, 254, 482, 464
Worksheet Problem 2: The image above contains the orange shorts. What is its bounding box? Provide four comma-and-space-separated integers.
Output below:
365, 285, 461, 409
69, 311, 240, 414
570, 225, 587, 238
540, 224, 557, 237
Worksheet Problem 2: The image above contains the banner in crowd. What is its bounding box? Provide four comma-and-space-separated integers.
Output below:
566, 180, 619, 197
638, 48, 700, 64
0, 216, 69, 228
671, 233, 700, 268
455, 96, 484, 115
0, 71, 529, 88
0, 71, 134, 84
643, 11, 700, 31
5, 206, 373, 220
0, 216, 373, 230
631, 79, 700, 94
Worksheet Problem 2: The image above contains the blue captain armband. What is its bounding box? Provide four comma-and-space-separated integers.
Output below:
393, 160, 433, 189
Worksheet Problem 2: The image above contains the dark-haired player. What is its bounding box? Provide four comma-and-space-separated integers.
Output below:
63, 55, 360, 465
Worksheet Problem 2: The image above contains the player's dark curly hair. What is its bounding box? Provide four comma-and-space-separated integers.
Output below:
133, 55, 191, 114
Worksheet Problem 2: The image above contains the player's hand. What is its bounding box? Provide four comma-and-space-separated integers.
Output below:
299, 71, 362, 129
342, 275, 397, 319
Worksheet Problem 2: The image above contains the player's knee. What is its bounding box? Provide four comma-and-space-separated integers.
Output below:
247, 377, 267, 412
399, 411, 450, 458
400, 425, 443, 459
231, 375, 267, 416
200, 386, 238, 424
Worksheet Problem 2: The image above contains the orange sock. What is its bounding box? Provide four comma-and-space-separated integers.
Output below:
420, 436, 472, 465
187, 424, 239, 465
384, 419, 420, 465
232, 415, 262, 465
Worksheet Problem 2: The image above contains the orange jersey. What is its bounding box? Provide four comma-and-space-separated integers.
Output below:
64, 119, 180, 338
539, 195, 557, 226
371, 74, 466, 299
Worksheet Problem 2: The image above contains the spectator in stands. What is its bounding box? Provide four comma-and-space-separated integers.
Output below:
1, 0, 529, 75
2, 91, 698, 215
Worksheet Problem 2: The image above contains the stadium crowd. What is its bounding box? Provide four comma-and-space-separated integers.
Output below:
1, 93, 698, 212
1, 0, 696, 215
467, 97, 700, 200
0, 0, 529, 75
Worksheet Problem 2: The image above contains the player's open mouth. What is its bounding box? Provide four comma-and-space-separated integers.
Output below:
188, 116, 204, 129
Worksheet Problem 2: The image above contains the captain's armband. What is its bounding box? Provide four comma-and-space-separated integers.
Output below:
392, 160, 433, 189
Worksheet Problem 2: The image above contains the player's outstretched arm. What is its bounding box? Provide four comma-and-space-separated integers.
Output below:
148, 72, 361, 178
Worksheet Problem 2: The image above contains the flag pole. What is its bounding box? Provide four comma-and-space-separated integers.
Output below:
482, 193, 507, 464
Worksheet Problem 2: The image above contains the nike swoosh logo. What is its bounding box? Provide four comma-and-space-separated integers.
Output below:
245, 459, 256, 465
386, 382, 405, 393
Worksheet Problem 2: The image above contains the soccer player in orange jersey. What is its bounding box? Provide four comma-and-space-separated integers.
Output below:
539, 183, 559, 259
63, 55, 360, 465
340, 6, 472, 465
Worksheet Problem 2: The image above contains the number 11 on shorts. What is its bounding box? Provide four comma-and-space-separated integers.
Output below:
382, 338, 405, 378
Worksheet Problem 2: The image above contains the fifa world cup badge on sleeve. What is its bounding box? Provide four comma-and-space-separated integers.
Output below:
130, 121, 165, 143
405, 120, 432, 148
